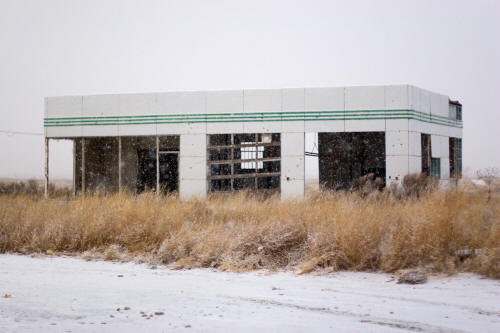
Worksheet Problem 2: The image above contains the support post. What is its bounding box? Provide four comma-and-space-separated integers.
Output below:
44, 138, 49, 199
81, 137, 85, 194
118, 136, 122, 193
156, 136, 160, 195
72, 139, 76, 196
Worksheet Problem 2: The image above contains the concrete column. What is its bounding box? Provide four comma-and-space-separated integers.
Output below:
179, 133, 207, 199
385, 130, 410, 187
280, 132, 305, 200
44, 138, 49, 199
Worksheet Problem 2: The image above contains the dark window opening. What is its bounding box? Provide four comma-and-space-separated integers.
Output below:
431, 158, 441, 179
208, 133, 281, 193
318, 132, 386, 190
449, 137, 462, 179
421, 134, 431, 176
137, 149, 179, 193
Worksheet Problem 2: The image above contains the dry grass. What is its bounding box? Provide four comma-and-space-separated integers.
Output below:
0, 183, 499, 278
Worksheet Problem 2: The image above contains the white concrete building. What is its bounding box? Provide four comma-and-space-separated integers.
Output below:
44, 85, 463, 199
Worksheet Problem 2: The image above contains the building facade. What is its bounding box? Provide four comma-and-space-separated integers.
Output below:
43, 85, 463, 199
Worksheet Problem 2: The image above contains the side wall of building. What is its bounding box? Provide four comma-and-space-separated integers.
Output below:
46, 85, 463, 198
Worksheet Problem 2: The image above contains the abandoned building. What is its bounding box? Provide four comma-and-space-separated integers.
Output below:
43, 85, 463, 199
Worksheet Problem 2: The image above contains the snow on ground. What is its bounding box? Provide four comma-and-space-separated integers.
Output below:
0, 255, 499, 333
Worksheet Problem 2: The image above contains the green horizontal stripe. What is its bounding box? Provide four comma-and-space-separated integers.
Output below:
44, 109, 463, 128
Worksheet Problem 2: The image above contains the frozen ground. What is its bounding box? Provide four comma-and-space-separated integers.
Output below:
0, 255, 499, 333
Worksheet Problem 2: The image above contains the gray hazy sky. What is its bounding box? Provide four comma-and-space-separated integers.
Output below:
1, 0, 499, 179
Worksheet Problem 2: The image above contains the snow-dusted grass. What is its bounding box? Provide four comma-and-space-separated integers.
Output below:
1, 254, 499, 333
1, 188, 499, 277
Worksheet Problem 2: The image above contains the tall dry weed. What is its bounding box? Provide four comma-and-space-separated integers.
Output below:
0, 186, 498, 278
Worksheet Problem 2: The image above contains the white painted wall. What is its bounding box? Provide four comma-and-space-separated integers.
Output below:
281, 132, 305, 199
45, 85, 463, 194
179, 134, 207, 199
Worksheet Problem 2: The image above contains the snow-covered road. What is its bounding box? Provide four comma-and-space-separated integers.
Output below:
0, 254, 499, 332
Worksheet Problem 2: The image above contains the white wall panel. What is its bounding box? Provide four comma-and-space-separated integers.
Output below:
431, 134, 446, 158
386, 119, 409, 131
386, 131, 409, 156
345, 86, 384, 110
46, 126, 82, 138
282, 88, 305, 132
441, 135, 449, 159
243, 89, 281, 112
46, 96, 82, 137
156, 123, 187, 135
441, 158, 450, 180
281, 179, 305, 200
409, 119, 427, 133
305, 87, 344, 110
345, 119, 385, 132
206, 90, 243, 114
46, 96, 82, 118
409, 156, 422, 174
83, 125, 118, 137
83, 94, 120, 116
281, 156, 305, 180
385, 85, 409, 109
207, 122, 244, 134
243, 121, 282, 133
119, 124, 156, 136
449, 127, 463, 139
282, 88, 305, 111
409, 131, 421, 156
179, 179, 207, 199
281, 132, 304, 157
409, 86, 431, 114
179, 156, 206, 180
153, 92, 205, 115
119, 94, 153, 116
430, 92, 449, 118
386, 155, 408, 185
305, 120, 344, 133
180, 134, 207, 157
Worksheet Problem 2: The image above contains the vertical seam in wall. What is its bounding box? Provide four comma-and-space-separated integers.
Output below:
383, 86, 386, 133
407, 85, 409, 174
343, 87, 346, 131
154, 93, 158, 136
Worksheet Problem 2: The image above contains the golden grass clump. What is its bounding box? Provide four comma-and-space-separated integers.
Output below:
0, 185, 499, 278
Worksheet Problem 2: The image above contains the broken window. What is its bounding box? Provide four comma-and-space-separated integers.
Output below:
449, 100, 462, 121
449, 137, 462, 179
421, 134, 431, 176
431, 158, 441, 179
207, 133, 280, 193
318, 132, 385, 190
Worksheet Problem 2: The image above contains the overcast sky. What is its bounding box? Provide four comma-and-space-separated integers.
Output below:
1, 0, 499, 179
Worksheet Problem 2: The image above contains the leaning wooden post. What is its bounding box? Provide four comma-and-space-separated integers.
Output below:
44, 138, 49, 199
156, 136, 160, 195
81, 137, 86, 194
